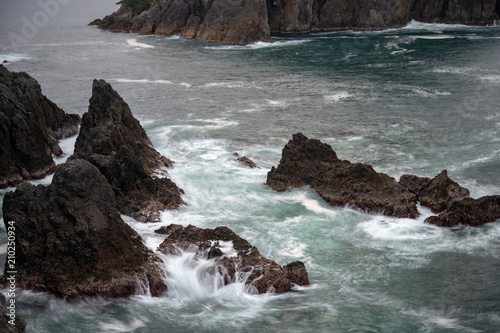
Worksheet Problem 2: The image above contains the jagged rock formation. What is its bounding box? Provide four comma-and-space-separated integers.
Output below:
92, 0, 272, 45
158, 224, 310, 293
155, 223, 184, 235
266, 133, 419, 218
400, 170, 470, 213
0, 294, 26, 333
1, 159, 167, 299
70, 79, 183, 222
0, 65, 80, 188
91, 0, 500, 44
425, 195, 500, 227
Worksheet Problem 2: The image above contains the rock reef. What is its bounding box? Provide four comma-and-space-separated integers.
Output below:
267, 133, 419, 218
158, 224, 309, 293
268, 133, 500, 227
425, 195, 500, 227
399, 170, 470, 213
91, 0, 500, 44
0, 65, 80, 188
1, 159, 167, 299
70, 79, 183, 222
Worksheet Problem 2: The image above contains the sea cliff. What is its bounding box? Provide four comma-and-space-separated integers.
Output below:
90, 0, 500, 44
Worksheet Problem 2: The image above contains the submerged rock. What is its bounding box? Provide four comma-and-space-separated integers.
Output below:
400, 170, 470, 213
71, 79, 183, 222
158, 224, 310, 293
233, 153, 259, 169
0, 65, 80, 188
266, 133, 419, 218
425, 195, 500, 227
1, 159, 167, 299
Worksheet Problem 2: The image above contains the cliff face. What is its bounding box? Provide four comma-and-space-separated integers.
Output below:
0, 65, 80, 189
91, 0, 500, 44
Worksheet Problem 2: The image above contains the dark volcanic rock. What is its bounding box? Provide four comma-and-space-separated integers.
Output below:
1, 159, 167, 299
266, 133, 419, 218
0, 294, 26, 333
425, 195, 500, 227
154, 224, 184, 235
235, 155, 259, 169
71, 79, 183, 222
400, 170, 470, 213
94, 0, 500, 44
0, 65, 80, 188
95, 0, 272, 45
158, 224, 309, 293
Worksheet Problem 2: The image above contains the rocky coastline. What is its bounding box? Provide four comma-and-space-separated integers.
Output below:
90, 0, 500, 44
0, 71, 311, 304
1, 67, 499, 315
0, 65, 81, 189
69, 79, 184, 222
267, 133, 500, 227
157, 224, 310, 293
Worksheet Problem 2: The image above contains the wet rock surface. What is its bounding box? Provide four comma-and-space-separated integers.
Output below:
266, 133, 419, 218
1, 159, 167, 299
158, 224, 310, 293
400, 170, 470, 213
70, 79, 183, 222
425, 195, 500, 227
0, 65, 80, 188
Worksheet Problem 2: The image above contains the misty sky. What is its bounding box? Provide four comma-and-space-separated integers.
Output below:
0, 0, 119, 27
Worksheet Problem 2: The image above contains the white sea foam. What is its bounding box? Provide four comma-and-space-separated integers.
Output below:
204, 81, 255, 89
127, 39, 155, 49
432, 66, 478, 75
100, 318, 147, 332
403, 19, 478, 31
204, 39, 311, 50
358, 203, 442, 242
324, 91, 352, 102
0, 53, 31, 63
413, 88, 452, 97
266, 99, 287, 107
414, 35, 456, 40
480, 75, 500, 83
115, 78, 173, 85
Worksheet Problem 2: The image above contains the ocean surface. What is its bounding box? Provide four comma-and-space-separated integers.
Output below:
1, 21, 500, 332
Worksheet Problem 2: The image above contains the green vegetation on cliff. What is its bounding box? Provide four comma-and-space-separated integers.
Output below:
117, 0, 153, 14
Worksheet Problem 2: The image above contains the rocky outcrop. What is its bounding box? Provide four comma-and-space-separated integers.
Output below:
425, 195, 500, 227
233, 153, 259, 169
0, 294, 26, 333
399, 170, 470, 213
267, 133, 419, 218
93, 0, 272, 45
158, 224, 309, 293
70, 79, 183, 222
0, 65, 80, 188
155, 223, 184, 235
93, 0, 500, 44
1, 159, 167, 299
411, 0, 500, 24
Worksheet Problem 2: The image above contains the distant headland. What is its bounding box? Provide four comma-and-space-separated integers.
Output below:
89, 0, 500, 45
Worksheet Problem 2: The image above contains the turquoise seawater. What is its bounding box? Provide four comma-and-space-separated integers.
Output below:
0, 21, 500, 332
